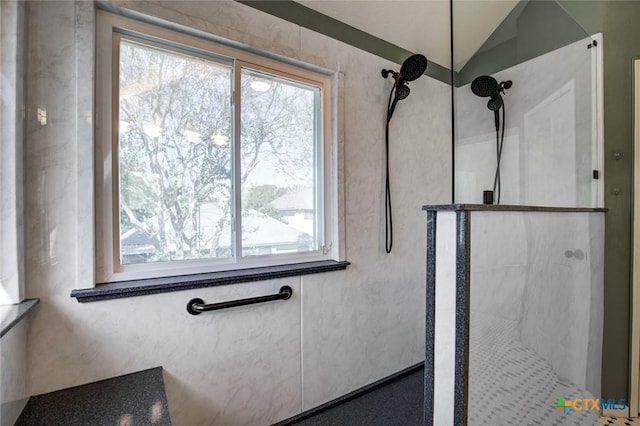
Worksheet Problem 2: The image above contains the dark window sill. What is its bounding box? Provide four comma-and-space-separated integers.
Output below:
71, 260, 349, 303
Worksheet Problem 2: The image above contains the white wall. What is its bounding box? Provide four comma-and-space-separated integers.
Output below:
1, 320, 31, 426
24, 1, 451, 425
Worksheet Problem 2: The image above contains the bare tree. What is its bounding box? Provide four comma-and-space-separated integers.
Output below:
117, 41, 315, 262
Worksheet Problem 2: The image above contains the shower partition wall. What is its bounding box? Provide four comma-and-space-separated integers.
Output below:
424, 205, 605, 426
424, 2, 607, 425
453, 0, 602, 208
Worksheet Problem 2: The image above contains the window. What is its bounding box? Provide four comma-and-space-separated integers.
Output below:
96, 12, 334, 282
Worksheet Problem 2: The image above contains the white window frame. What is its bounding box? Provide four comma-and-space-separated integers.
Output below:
95, 11, 335, 283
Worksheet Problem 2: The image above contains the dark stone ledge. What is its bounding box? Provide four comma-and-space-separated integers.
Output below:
422, 204, 607, 213
71, 260, 350, 303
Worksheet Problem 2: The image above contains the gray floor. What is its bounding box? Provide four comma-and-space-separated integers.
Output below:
286, 370, 424, 426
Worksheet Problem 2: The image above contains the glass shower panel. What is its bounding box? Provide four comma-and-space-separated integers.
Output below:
467, 210, 604, 425
453, 0, 600, 207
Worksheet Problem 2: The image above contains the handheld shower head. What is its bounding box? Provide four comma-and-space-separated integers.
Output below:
394, 84, 411, 101
380, 53, 428, 255
487, 94, 503, 112
487, 95, 503, 131
381, 53, 427, 120
470, 75, 513, 206
387, 84, 411, 120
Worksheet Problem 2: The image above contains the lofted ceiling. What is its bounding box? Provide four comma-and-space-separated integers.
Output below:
296, 0, 519, 71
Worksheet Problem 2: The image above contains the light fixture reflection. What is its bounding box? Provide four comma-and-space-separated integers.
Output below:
211, 133, 228, 146
250, 80, 271, 92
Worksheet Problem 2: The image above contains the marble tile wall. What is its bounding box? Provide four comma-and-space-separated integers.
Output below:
298, 27, 451, 410
586, 213, 605, 395
0, 0, 26, 304
470, 212, 527, 323
455, 36, 597, 207
519, 212, 604, 396
469, 211, 604, 398
23, 1, 451, 424
1, 320, 30, 426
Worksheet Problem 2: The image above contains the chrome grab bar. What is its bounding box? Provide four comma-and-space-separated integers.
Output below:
186, 286, 293, 315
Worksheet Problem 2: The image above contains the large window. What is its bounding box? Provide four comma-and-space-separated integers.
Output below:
96, 12, 333, 282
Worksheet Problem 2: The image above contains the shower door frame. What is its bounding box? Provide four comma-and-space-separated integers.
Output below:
630, 58, 640, 419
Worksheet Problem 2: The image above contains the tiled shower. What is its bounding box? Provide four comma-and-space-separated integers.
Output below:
425, 2, 607, 425
1, 0, 612, 425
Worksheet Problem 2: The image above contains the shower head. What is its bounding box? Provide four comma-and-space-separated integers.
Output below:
487, 95, 503, 112
381, 53, 428, 256
388, 85, 410, 120
471, 75, 499, 98
382, 53, 428, 123
400, 54, 428, 82
381, 54, 428, 86
471, 75, 513, 98
394, 84, 411, 101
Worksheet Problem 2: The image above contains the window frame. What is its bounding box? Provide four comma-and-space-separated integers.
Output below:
95, 11, 335, 283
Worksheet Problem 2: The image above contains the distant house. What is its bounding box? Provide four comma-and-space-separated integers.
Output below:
120, 202, 313, 263
219, 209, 314, 255
120, 228, 155, 264
269, 187, 316, 237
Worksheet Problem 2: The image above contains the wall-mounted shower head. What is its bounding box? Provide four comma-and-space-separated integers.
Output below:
471, 75, 513, 120
381, 53, 428, 121
470, 75, 514, 206
471, 75, 513, 99
380, 53, 428, 255
381, 54, 428, 92
471, 75, 499, 98
400, 54, 428, 82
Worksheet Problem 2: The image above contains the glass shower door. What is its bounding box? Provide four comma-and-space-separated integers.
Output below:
452, 0, 602, 208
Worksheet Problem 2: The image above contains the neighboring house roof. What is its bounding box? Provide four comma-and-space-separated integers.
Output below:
218, 209, 310, 248
270, 187, 314, 210
120, 203, 311, 255
120, 228, 155, 255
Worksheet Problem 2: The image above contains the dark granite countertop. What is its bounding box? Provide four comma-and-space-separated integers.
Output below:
422, 204, 607, 213
16, 367, 171, 426
0, 298, 39, 338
